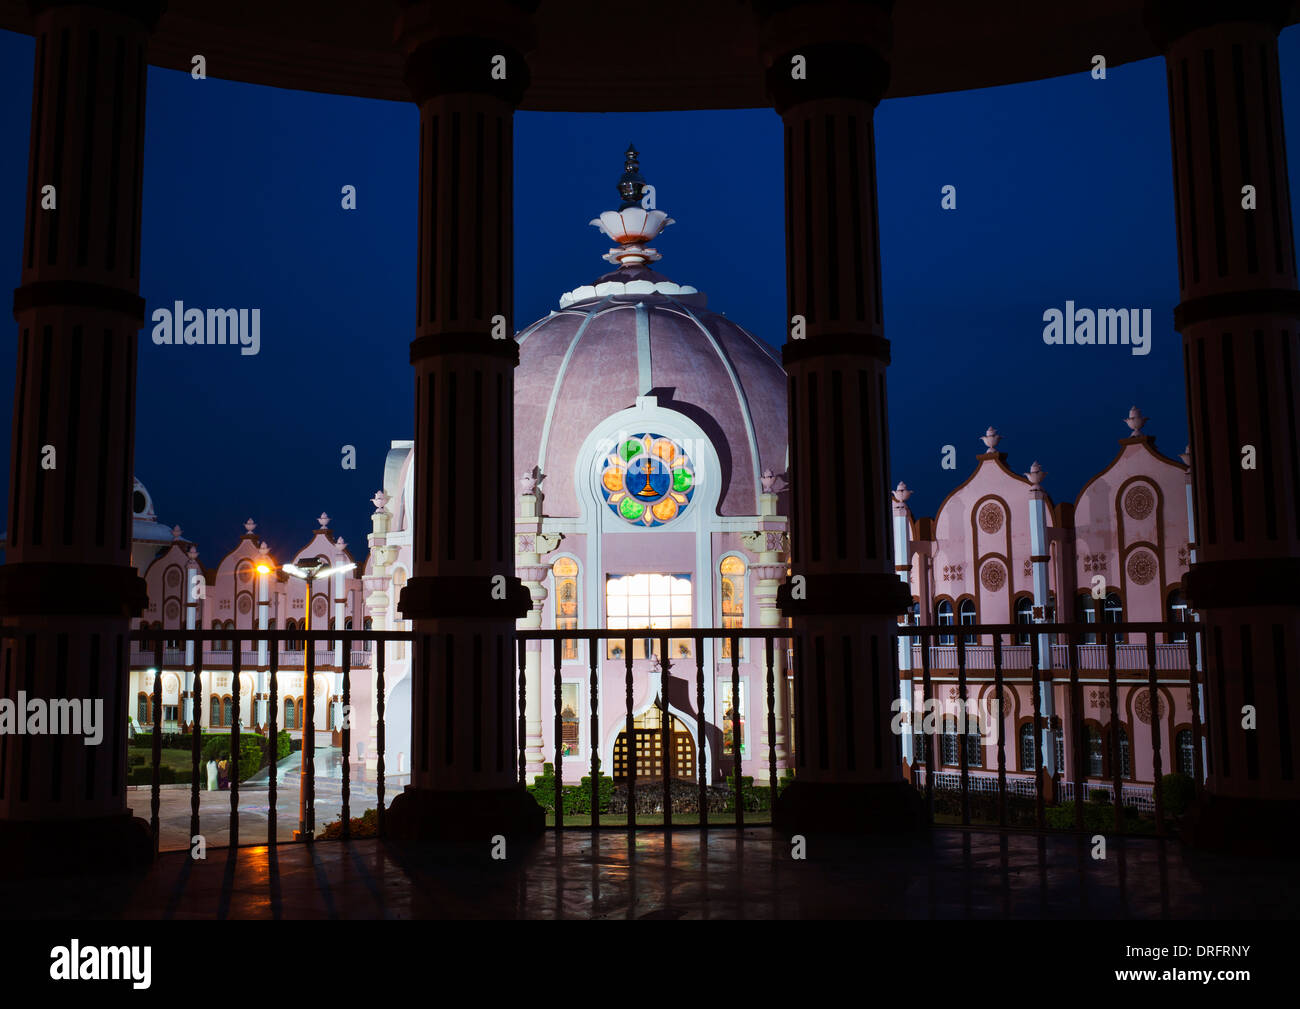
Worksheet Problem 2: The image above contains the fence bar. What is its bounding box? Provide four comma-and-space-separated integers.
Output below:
190, 654, 202, 845
150, 642, 162, 853
305, 641, 315, 841
696, 635, 707, 832
921, 632, 934, 824
342, 648, 351, 841
1189, 628, 1204, 797
229, 650, 241, 848
1106, 627, 1122, 833
766, 636, 777, 820
589, 640, 600, 830
1145, 636, 1164, 836
1030, 632, 1044, 831
553, 638, 563, 829
1068, 626, 1084, 832
957, 633, 969, 826
993, 634, 1006, 828
517, 637, 527, 787
660, 634, 672, 833
268, 639, 278, 845
732, 636, 742, 829
376, 639, 386, 839
625, 635, 634, 832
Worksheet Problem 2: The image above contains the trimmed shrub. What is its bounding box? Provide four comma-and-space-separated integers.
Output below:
528, 764, 615, 815
1160, 772, 1195, 817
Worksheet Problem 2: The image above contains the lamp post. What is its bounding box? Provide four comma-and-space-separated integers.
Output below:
281, 557, 355, 840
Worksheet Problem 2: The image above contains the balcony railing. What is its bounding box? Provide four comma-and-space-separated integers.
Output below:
128, 641, 372, 669
899, 620, 1205, 835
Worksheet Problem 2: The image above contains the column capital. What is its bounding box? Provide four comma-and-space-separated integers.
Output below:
1143, 0, 1292, 51
396, 1, 536, 106
756, 1, 893, 113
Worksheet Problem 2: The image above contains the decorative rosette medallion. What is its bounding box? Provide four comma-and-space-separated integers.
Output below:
601, 433, 695, 527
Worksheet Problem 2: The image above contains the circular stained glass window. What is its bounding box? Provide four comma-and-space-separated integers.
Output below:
600, 433, 695, 527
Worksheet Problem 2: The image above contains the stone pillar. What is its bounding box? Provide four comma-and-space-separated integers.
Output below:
363, 492, 393, 770
1146, 0, 1300, 852
1180, 445, 1208, 780
890, 483, 913, 768
742, 485, 791, 768
0, 0, 160, 874
763, 0, 921, 833
1025, 462, 1057, 777
183, 546, 202, 729
255, 540, 270, 728
389, 1, 541, 840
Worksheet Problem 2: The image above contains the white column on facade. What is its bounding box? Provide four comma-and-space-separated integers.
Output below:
256, 540, 270, 728
742, 476, 791, 769
1026, 461, 1056, 776
364, 492, 394, 770
331, 538, 348, 729
1180, 445, 1207, 781
184, 545, 202, 728
516, 473, 561, 779
891, 483, 914, 766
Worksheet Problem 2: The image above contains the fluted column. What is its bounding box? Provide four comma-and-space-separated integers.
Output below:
1025, 462, 1057, 777
890, 484, 913, 768
363, 492, 393, 771
515, 477, 560, 778
0, 0, 160, 874
389, 1, 541, 840
763, 0, 920, 833
1147, 0, 1300, 851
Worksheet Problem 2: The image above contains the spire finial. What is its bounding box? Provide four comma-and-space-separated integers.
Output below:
590, 145, 675, 268
981, 426, 1002, 451
618, 143, 645, 210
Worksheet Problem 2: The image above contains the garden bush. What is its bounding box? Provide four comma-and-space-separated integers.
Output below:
528, 763, 614, 814
1159, 772, 1194, 817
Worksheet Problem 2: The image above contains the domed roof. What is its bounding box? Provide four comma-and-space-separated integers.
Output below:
132, 476, 174, 545
514, 146, 787, 519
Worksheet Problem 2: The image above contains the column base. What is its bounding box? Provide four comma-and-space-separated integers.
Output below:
773, 780, 926, 836
385, 784, 545, 842
1180, 793, 1300, 858
0, 812, 153, 879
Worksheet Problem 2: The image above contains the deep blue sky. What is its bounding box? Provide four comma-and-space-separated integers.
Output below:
2, 28, 1298, 564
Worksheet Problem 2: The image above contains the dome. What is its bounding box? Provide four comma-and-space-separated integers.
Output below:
131, 476, 174, 545
514, 146, 787, 519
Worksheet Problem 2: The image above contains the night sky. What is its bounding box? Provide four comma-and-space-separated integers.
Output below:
1, 27, 1298, 566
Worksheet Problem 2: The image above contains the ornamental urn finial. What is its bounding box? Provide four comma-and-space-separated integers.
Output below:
317, 512, 330, 529
171, 524, 183, 540
335, 537, 346, 552
1125, 405, 1147, 433
244, 517, 256, 535
1025, 461, 1047, 486
187, 544, 199, 562
1180, 444, 1191, 467
893, 481, 912, 503
371, 491, 389, 512
981, 426, 1001, 451
256, 540, 270, 558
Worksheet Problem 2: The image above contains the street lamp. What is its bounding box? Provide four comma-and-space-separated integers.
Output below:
279, 555, 355, 840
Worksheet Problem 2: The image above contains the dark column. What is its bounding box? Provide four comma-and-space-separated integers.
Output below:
1147, 0, 1300, 853
0, 0, 158, 875
763, 0, 922, 833
388, 1, 543, 841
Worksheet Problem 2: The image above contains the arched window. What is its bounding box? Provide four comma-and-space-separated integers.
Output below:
1176, 729, 1194, 776
1103, 593, 1124, 643
1117, 723, 1131, 778
941, 731, 959, 767
284, 697, 296, 729
1014, 596, 1034, 645
210, 694, 222, 727
222, 695, 234, 727
225, 620, 236, 653
286, 619, 300, 651
363, 616, 373, 652
1166, 590, 1189, 642
937, 600, 955, 646
959, 598, 977, 645
1086, 725, 1104, 777
137, 692, 150, 725
1020, 722, 1065, 771
554, 556, 579, 660
719, 555, 746, 659
1076, 594, 1098, 645
296, 696, 305, 730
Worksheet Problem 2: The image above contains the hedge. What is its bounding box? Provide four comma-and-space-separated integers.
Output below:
528, 764, 614, 815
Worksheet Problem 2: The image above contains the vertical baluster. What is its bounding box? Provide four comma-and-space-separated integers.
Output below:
1189, 627, 1204, 797
1107, 628, 1122, 833
342, 646, 351, 841
376, 636, 386, 839
150, 641, 162, 853
625, 635, 634, 832
921, 629, 933, 824
589, 636, 600, 831
731, 636, 742, 830
305, 634, 315, 841
517, 636, 527, 787
1145, 636, 1163, 837
957, 632, 969, 826
554, 637, 563, 830
993, 633, 1006, 828
230, 648, 241, 848
766, 635, 777, 822
191, 646, 203, 846
1030, 632, 1044, 831
696, 634, 706, 831
660, 634, 672, 833
268, 637, 278, 846
1068, 625, 1084, 832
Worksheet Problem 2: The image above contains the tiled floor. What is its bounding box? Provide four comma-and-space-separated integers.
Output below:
7, 827, 1298, 919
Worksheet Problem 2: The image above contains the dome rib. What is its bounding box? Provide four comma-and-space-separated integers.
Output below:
535, 294, 615, 474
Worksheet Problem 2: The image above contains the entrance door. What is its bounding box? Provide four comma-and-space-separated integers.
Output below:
612, 710, 696, 781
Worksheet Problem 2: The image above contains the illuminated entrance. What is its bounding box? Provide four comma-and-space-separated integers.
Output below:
612, 704, 696, 782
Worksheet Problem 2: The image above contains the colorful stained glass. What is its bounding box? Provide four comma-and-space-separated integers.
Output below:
601, 433, 696, 527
